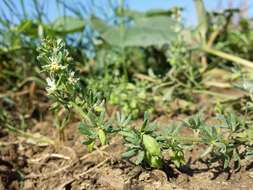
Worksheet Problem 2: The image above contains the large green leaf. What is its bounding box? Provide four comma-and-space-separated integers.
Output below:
124, 16, 179, 47
16, 20, 39, 37
50, 16, 85, 34
12, 16, 85, 38
90, 16, 179, 48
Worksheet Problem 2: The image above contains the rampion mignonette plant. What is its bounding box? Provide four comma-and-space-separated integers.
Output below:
37, 38, 80, 141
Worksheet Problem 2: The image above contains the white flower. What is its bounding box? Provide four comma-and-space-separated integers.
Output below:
46, 78, 57, 94
48, 56, 64, 72
68, 71, 79, 85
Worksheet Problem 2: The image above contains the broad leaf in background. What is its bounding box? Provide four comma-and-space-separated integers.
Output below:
50, 16, 85, 34
16, 20, 39, 37
15, 16, 85, 37
90, 15, 179, 48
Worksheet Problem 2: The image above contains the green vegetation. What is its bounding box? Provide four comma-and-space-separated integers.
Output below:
1, 1, 253, 186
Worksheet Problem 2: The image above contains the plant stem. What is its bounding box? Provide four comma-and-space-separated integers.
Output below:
193, 89, 239, 99
168, 135, 202, 143
69, 101, 92, 125
58, 127, 65, 142
202, 46, 253, 69
122, 51, 128, 81
5, 125, 55, 145
194, 0, 208, 71
193, 0, 207, 44
204, 81, 231, 88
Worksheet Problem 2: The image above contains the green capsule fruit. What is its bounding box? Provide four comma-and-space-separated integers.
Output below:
143, 135, 163, 168
149, 155, 163, 168
145, 151, 163, 168
143, 134, 161, 156
98, 129, 107, 145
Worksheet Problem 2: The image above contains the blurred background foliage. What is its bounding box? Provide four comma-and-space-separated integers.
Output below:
1, 0, 253, 121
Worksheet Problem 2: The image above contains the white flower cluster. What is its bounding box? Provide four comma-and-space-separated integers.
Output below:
68, 71, 79, 85
48, 56, 66, 73
45, 71, 79, 95
40, 39, 80, 96
46, 78, 56, 95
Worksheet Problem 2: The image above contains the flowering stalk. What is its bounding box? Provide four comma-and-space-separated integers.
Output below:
37, 38, 80, 141
37, 38, 113, 147
37, 38, 79, 108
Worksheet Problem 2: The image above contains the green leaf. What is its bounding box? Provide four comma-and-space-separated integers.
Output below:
145, 123, 157, 133
125, 137, 140, 145
124, 143, 141, 149
245, 150, 253, 157
170, 150, 185, 168
194, 0, 207, 43
122, 149, 136, 158
166, 123, 181, 136
135, 150, 145, 165
15, 20, 39, 37
79, 123, 97, 138
82, 138, 94, 145
119, 130, 138, 140
50, 16, 85, 34
89, 16, 109, 34
90, 16, 179, 47
87, 140, 95, 152
141, 111, 149, 132
82, 139, 95, 152
124, 16, 179, 47
104, 124, 115, 133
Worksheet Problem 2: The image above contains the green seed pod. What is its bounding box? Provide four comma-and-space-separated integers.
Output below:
149, 155, 163, 168
145, 151, 163, 168
98, 129, 107, 146
143, 134, 161, 156
143, 134, 162, 168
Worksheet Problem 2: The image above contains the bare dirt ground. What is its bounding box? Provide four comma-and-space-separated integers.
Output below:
1, 118, 253, 190
1, 86, 253, 190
